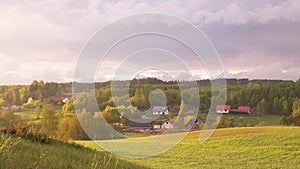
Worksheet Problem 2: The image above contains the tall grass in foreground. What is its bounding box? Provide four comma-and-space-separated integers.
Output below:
0, 134, 144, 169
91, 154, 119, 169
0, 134, 21, 165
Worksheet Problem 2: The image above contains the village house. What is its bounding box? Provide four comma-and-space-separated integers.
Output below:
185, 118, 202, 131
161, 119, 173, 129
216, 105, 251, 114
152, 106, 169, 115
216, 105, 231, 114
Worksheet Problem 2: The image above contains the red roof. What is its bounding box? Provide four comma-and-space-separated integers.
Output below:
238, 106, 250, 112
216, 105, 231, 110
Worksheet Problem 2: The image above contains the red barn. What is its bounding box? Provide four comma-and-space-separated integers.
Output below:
238, 106, 251, 113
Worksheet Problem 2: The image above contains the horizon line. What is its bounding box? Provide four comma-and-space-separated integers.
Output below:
0, 77, 298, 86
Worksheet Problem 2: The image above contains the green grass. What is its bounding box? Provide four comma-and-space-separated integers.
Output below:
223, 114, 282, 126
2, 123, 298, 168
14, 109, 37, 121
199, 113, 282, 127
78, 127, 300, 169
13, 105, 62, 122
0, 135, 144, 169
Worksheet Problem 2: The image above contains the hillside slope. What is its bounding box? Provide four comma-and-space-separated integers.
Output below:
0, 135, 144, 169
79, 127, 300, 169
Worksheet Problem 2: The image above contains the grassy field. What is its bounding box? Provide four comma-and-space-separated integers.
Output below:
221, 114, 282, 126
14, 109, 37, 120
1, 116, 299, 169
78, 127, 300, 169
0, 134, 143, 169
196, 113, 282, 127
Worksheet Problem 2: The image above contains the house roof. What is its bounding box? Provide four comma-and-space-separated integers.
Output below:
152, 106, 168, 112
162, 118, 171, 124
163, 118, 171, 122
216, 105, 231, 110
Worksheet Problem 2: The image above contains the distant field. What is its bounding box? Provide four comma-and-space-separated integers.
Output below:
197, 113, 282, 127
14, 109, 37, 121
13, 106, 61, 123
220, 114, 282, 126
78, 127, 300, 169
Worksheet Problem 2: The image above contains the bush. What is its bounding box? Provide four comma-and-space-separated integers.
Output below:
227, 116, 235, 127
257, 121, 267, 126
279, 116, 288, 125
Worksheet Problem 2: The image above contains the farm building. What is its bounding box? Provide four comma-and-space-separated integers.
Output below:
152, 106, 169, 115
216, 105, 231, 114
161, 119, 173, 129
231, 106, 251, 114
216, 105, 251, 114
185, 118, 202, 131
238, 106, 251, 112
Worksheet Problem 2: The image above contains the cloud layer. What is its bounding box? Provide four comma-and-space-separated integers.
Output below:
0, 0, 299, 84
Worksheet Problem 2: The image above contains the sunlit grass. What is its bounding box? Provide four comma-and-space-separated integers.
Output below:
78, 127, 300, 169
0, 134, 143, 169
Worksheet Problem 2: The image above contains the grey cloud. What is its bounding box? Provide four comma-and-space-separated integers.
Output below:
226, 63, 300, 81
0, 0, 299, 83
201, 22, 300, 70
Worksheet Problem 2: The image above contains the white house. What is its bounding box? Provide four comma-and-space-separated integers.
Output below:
161, 119, 173, 129
152, 106, 169, 115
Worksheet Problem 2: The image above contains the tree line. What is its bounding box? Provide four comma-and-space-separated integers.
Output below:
0, 78, 299, 141
1, 78, 300, 116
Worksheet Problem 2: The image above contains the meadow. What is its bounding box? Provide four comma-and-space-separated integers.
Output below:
78, 127, 300, 169
1, 125, 299, 168
219, 114, 282, 126
14, 109, 37, 121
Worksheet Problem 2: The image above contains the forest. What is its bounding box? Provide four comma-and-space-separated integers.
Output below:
0, 78, 300, 141
1, 78, 299, 114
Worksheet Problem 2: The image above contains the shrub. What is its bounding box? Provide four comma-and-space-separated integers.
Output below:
257, 121, 267, 126
279, 116, 288, 125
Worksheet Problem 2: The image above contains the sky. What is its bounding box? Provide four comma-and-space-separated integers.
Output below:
0, 0, 300, 84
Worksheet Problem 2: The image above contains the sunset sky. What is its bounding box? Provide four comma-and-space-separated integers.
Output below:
0, 0, 300, 84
